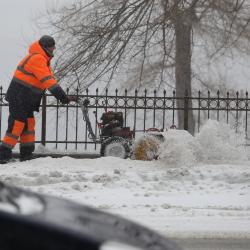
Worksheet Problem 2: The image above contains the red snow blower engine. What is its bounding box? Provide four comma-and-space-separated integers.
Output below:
78, 99, 134, 158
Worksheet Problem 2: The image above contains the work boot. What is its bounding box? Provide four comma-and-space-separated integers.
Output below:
0, 145, 12, 164
19, 152, 34, 162
19, 145, 35, 162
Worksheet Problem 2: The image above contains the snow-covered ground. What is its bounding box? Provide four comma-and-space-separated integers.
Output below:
0, 120, 249, 239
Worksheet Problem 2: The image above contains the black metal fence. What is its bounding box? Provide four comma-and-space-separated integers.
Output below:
0, 86, 249, 151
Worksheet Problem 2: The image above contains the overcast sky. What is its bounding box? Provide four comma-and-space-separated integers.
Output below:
0, 0, 73, 88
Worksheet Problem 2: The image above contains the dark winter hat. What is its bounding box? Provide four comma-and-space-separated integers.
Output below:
39, 35, 55, 48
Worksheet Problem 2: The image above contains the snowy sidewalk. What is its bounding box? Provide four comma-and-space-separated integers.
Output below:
0, 156, 249, 239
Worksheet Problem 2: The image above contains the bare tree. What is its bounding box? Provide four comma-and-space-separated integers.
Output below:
47, 0, 250, 134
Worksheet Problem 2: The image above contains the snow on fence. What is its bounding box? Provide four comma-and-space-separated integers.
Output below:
0, 86, 249, 152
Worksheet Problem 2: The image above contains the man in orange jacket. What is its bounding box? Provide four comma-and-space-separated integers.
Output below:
0, 35, 76, 163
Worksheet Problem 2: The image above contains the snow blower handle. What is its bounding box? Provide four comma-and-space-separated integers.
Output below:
78, 98, 98, 143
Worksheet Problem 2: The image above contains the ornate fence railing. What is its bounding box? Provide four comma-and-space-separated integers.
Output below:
0, 86, 249, 151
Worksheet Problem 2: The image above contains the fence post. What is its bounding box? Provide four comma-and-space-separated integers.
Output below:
184, 89, 189, 131
41, 93, 47, 146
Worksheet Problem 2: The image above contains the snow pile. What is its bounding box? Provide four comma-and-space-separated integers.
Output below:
157, 120, 247, 166
196, 120, 248, 162
158, 130, 204, 167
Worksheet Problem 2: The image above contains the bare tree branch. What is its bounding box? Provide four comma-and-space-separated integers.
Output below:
44, 0, 250, 133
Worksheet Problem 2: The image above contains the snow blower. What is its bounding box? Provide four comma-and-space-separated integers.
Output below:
78, 99, 134, 159
78, 99, 166, 160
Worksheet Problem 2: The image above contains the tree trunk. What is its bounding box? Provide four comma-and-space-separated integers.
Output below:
175, 19, 195, 135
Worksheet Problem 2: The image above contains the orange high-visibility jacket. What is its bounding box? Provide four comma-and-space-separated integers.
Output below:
13, 42, 57, 92
6, 41, 69, 111
13, 41, 57, 93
